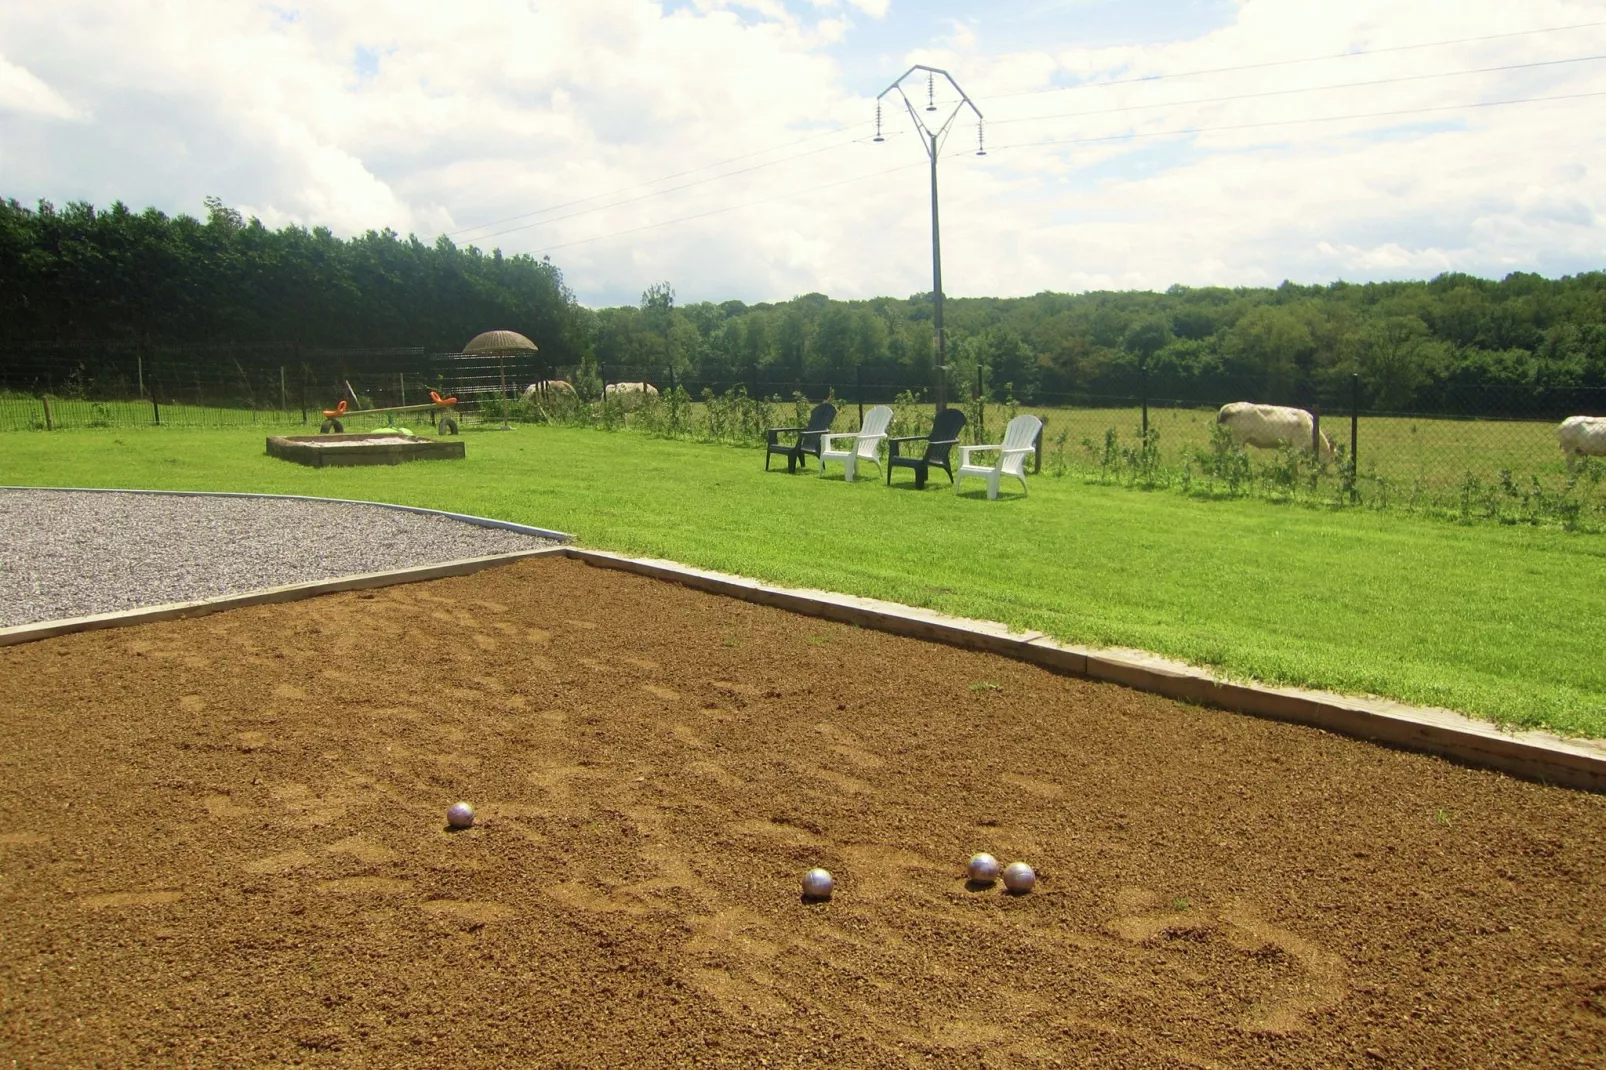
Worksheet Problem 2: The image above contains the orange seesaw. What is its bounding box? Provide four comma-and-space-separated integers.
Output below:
318, 392, 460, 435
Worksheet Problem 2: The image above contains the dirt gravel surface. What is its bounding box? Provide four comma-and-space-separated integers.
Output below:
0, 488, 558, 627
2, 556, 1603, 1068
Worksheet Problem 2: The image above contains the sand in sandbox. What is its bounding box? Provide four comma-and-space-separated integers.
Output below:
1, 556, 1603, 1067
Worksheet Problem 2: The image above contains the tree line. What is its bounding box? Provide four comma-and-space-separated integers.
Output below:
601, 275, 1606, 417
0, 197, 589, 363
4, 195, 1603, 416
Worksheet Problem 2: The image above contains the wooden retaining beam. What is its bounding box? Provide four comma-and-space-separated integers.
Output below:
0, 547, 569, 648
564, 548, 1606, 794
3, 508, 1601, 792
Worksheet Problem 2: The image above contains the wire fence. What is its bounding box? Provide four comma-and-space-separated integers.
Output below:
4, 346, 1603, 529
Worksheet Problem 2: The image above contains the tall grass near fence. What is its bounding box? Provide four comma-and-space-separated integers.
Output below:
1018, 404, 1606, 531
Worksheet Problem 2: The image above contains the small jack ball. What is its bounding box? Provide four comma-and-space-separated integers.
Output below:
447, 801, 475, 829
1002, 861, 1036, 894
801, 867, 835, 900
967, 852, 1001, 883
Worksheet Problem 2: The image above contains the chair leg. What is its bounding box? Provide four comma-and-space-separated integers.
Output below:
987, 472, 1001, 501
844, 455, 857, 482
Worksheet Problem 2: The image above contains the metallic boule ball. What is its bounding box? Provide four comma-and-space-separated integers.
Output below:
801, 867, 835, 900
1002, 861, 1036, 894
967, 852, 1001, 883
447, 801, 475, 829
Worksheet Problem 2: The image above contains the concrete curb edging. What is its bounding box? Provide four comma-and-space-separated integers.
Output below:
0, 486, 571, 541
564, 548, 1606, 793
0, 547, 570, 647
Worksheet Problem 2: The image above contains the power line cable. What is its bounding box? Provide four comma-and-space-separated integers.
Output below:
522, 159, 927, 256
446, 22, 1602, 244
992, 19, 1606, 101
987, 52, 1606, 127
459, 134, 881, 246
447, 120, 872, 240
516, 88, 1603, 258
983, 88, 1606, 153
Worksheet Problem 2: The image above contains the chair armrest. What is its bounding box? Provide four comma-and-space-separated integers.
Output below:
957, 443, 1002, 465
926, 438, 959, 448
887, 434, 931, 445
767, 425, 805, 434
818, 432, 854, 450
1000, 446, 1035, 458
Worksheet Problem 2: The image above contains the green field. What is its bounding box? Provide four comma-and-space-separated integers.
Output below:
4, 423, 1605, 738
11, 392, 1599, 525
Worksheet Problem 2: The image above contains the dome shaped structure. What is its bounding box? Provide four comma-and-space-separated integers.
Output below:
461, 329, 538, 355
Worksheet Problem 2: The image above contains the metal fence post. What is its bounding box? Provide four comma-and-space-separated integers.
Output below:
40, 395, 52, 431
1140, 357, 1149, 440
1350, 373, 1360, 503
857, 365, 864, 427
1311, 402, 1321, 458
152, 396, 161, 426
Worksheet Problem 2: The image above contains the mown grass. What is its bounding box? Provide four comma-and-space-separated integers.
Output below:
4, 423, 1605, 737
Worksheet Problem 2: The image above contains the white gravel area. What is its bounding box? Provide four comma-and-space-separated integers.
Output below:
0, 489, 564, 627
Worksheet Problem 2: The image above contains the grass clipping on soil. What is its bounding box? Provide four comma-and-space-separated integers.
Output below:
2, 556, 1604, 1067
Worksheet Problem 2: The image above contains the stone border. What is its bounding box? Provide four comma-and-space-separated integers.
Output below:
566, 548, 1606, 794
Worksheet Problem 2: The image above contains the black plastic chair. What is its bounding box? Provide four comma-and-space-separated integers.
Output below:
887, 407, 968, 489
765, 403, 837, 473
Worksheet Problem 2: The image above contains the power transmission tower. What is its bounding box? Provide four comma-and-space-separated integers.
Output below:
875, 66, 984, 412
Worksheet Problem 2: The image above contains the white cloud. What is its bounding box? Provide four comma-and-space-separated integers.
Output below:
0, 54, 83, 120
1, 0, 1603, 307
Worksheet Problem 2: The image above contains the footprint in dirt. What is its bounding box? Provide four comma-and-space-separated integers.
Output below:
1106, 886, 1346, 1035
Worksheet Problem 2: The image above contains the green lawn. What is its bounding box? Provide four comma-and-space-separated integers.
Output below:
5, 424, 1605, 737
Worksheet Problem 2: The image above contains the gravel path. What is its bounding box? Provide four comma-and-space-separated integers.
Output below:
0, 489, 563, 627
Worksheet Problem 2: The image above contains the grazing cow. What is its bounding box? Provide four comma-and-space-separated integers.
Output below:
522, 380, 576, 401
1217, 402, 1335, 462
1558, 415, 1606, 466
604, 381, 659, 409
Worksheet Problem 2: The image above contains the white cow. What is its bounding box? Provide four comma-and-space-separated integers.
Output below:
1558, 415, 1606, 466
604, 381, 659, 409
1217, 402, 1335, 462
604, 381, 658, 399
522, 380, 576, 400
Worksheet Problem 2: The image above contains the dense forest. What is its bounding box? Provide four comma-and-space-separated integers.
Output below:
597, 274, 1606, 417
3, 196, 1604, 416
0, 197, 589, 361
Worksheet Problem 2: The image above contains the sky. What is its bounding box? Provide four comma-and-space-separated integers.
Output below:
2, 0, 1605, 308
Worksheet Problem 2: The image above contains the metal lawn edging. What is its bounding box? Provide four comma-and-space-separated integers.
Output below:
563, 548, 1606, 794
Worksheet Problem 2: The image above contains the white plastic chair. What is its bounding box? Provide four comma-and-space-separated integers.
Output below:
955, 414, 1043, 500
818, 405, 893, 482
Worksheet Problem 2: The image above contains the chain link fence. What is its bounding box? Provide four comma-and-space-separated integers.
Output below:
5, 346, 1603, 528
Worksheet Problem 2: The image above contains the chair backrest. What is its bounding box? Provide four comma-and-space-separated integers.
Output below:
855, 406, 893, 457
804, 403, 837, 434
999, 414, 1044, 475
924, 408, 967, 462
